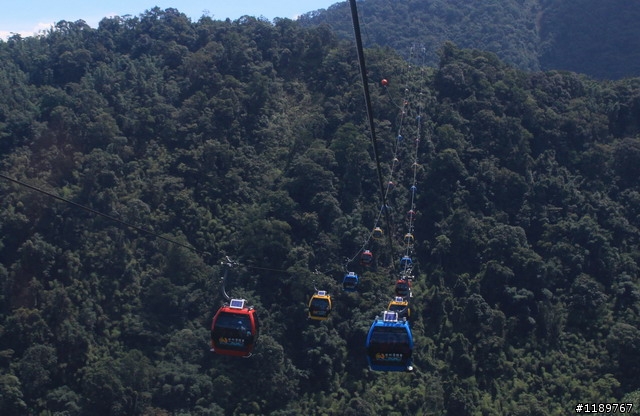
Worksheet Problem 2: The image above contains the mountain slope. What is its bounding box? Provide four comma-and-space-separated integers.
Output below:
301, 0, 640, 79
0, 8, 639, 415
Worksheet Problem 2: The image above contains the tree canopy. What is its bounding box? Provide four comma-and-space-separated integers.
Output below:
301, 0, 640, 80
0, 6, 640, 415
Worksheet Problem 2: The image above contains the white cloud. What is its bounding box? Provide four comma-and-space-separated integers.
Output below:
1, 21, 53, 40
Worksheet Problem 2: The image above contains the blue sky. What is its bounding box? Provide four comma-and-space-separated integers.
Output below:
1, 1, 342, 39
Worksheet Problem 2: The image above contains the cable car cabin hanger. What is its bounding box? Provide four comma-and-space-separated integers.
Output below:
365, 311, 414, 372
210, 298, 259, 358
308, 290, 332, 321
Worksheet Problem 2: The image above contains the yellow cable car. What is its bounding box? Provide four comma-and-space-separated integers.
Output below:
388, 296, 410, 319
372, 227, 384, 239
308, 290, 332, 321
404, 233, 414, 245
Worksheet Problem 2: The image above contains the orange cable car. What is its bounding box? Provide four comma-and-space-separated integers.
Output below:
210, 299, 259, 358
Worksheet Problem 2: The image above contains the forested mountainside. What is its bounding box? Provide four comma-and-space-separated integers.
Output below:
1, 7, 640, 415
300, 0, 640, 80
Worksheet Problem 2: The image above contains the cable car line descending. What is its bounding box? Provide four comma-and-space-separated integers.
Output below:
350, 0, 431, 373
340, 0, 418, 293
348, 0, 396, 272
388, 44, 430, 329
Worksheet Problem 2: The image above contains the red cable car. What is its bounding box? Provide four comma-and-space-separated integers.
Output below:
210, 299, 259, 357
395, 279, 411, 298
360, 249, 374, 266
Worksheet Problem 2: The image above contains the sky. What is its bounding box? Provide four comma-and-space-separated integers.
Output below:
1, 0, 343, 39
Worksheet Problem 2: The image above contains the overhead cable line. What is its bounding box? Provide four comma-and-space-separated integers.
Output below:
0, 172, 203, 255
0, 172, 309, 277
348, 0, 396, 270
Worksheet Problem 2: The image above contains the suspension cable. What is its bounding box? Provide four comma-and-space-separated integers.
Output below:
349, 0, 396, 270
0, 172, 203, 255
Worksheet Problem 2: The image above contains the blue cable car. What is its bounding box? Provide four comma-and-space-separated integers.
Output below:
400, 256, 413, 269
210, 299, 259, 358
343, 272, 359, 292
365, 311, 414, 372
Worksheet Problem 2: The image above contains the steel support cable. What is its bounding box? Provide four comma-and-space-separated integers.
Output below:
0, 173, 313, 283
349, 0, 396, 271
0, 172, 203, 255
399, 45, 428, 276
403, 110, 421, 263
366, 92, 409, 245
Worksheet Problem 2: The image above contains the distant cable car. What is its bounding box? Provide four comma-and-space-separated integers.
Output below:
308, 290, 332, 321
400, 256, 413, 269
360, 249, 373, 266
388, 296, 410, 319
343, 272, 359, 292
210, 299, 259, 358
407, 210, 416, 220
372, 227, 384, 240
365, 311, 414, 372
404, 233, 414, 245
381, 79, 388, 86
395, 279, 411, 298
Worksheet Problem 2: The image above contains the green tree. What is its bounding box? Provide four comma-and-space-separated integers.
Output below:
606, 323, 640, 390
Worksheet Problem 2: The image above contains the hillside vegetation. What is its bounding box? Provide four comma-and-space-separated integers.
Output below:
301, 0, 640, 80
0, 7, 640, 415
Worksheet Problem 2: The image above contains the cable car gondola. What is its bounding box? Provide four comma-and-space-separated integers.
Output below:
308, 290, 332, 320
395, 279, 411, 298
388, 296, 410, 319
400, 256, 413, 269
404, 233, 414, 245
372, 227, 384, 240
360, 249, 373, 267
343, 272, 359, 292
365, 311, 414, 372
210, 299, 259, 358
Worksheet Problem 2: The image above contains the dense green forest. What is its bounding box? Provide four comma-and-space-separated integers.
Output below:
301, 0, 640, 80
1, 6, 640, 415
